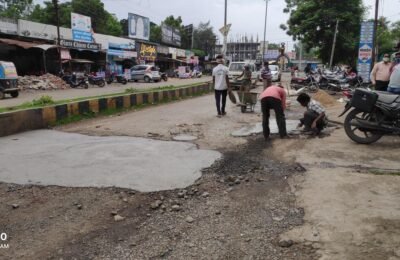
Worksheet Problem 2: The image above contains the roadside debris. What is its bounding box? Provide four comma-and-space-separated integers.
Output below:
18, 74, 69, 90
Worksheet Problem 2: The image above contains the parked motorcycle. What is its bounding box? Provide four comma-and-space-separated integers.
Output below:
339, 88, 400, 144
160, 72, 168, 82
106, 73, 127, 85
290, 73, 319, 93
88, 74, 106, 87
69, 73, 89, 89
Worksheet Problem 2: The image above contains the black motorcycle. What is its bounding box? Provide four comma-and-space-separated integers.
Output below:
69, 74, 89, 89
88, 74, 106, 87
339, 88, 400, 144
106, 73, 127, 85
160, 72, 168, 82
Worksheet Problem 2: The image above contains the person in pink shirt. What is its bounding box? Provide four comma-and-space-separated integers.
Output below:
259, 85, 288, 140
370, 53, 392, 91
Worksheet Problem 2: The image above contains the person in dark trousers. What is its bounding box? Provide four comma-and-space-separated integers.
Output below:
212, 55, 231, 117
259, 85, 288, 139
296, 93, 327, 134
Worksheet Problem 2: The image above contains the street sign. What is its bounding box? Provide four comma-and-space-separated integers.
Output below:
357, 21, 374, 83
219, 24, 231, 36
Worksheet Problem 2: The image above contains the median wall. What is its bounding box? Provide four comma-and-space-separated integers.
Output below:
0, 82, 213, 137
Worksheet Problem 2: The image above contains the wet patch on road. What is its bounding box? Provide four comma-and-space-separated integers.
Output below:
0, 130, 221, 192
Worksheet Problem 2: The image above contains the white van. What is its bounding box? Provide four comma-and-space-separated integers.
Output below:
228, 62, 260, 81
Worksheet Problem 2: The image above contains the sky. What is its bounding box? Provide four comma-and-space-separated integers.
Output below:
38, 0, 400, 51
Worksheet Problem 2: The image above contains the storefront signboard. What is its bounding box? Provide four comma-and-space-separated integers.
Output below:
71, 13, 93, 43
60, 39, 101, 51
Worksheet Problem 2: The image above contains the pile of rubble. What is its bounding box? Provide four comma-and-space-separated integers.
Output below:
18, 74, 70, 91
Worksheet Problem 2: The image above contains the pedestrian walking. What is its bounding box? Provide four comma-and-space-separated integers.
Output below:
296, 93, 327, 135
388, 51, 400, 94
261, 64, 272, 90
370, 53, 392, 91
259, 85, 288, 140
212, 55, 230, 117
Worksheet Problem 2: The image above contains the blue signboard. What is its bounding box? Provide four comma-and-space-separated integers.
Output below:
72, 29, 93, 43
357, 22, 374, 82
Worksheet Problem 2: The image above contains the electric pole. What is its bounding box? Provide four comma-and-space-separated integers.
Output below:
329, 19, 339, 69
222, 0, 228, 60
262, 0, 269, 66
52, 0, 62, 72
372, 0, 379, 66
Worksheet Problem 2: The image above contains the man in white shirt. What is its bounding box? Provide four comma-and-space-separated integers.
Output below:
212, 55, 231, 117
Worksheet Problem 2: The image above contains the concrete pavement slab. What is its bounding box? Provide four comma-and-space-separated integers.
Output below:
0, 130, 221, 192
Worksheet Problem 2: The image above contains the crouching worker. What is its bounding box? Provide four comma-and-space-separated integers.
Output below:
260, 85, 288, 140
296, 93, 327, 134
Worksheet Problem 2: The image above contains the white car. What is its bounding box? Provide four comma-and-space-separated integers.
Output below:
269, 65, 281, 82
228, 62, 259, 81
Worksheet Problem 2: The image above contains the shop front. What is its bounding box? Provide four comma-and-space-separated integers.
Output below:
106, 41, 137, 79
137, 42, 157, 64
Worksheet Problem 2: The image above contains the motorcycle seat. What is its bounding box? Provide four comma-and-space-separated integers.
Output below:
377, 92, 399, 104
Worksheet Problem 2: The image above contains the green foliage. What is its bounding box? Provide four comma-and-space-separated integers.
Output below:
193, 21, 217, 56
124, 87, 138, 93
150, 22, 162, 43
374, 18, 400, 57
32, 95, 55, 106
282, 0, 365, 65
191, 49, 206, 57
0, 0, 34, 19
28, 0, 122, 36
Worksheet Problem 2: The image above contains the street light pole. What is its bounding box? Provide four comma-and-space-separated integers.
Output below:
329, 19, 339, 69
262, 0, 269, 66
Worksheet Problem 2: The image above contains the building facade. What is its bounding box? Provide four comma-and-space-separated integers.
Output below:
217, 41, 260, 62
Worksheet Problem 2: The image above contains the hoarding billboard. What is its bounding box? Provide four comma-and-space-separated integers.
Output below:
128, 13, 150, 41
357, 21, 374, 82
71, 12, 93, 42
161, 24, 181, 47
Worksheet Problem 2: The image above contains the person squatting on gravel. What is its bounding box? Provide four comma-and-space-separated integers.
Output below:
296, 93, 327, 135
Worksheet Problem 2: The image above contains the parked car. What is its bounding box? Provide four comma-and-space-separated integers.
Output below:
228, 62, 260, 81
130, 65, 161, 83
0, 61, 19, 99
269, 65, 281, 82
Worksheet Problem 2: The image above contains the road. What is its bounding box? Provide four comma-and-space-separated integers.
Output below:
1, 77, 400, 259
0, 76, 212, 108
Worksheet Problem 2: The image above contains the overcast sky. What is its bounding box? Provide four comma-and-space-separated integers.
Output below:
40, 0, 400, 50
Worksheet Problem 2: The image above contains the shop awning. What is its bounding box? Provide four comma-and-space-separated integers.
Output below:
69, 59, 94, 64
31, 44, 57, 51
157, 57, 188, 63
0, 38, 40, 49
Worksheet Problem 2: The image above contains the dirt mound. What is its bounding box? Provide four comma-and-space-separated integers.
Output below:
18, 73, 70, 90
312, 90, 337, 107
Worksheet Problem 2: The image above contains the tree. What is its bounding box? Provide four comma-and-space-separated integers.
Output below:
28, 0, 122, 36
0, 0, 34, 19
150, 22, 161, 43
193, 21, 217, 57
281, 0, 365, 65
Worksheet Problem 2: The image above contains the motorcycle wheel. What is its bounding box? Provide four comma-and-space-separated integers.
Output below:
307, 83, 319, 93
344, 109, 384, 144
83, 83, 89, 89
98, 81, 105, 87
121, 79, 127, 85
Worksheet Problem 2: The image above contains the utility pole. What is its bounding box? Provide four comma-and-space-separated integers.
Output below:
372, 0, 379, 66
52, 0, 62, 72
262, 0, 269, 66
299, 41, 303, 72
329, 19, 339, 69
222, 0, 228, 59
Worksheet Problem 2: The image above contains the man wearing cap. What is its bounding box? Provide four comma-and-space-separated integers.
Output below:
212, 55, 230, 117
388, 52, 400, 94
370, 53, 392, 91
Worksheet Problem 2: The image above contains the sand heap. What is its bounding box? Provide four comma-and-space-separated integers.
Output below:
312, 90, 337, 107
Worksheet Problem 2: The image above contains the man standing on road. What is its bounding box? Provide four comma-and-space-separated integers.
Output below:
259, 85, 288, 140
261, 64, 272, 90
212, 55, 230, 117
370, 53, 392, 91
388, 52, 400, 94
